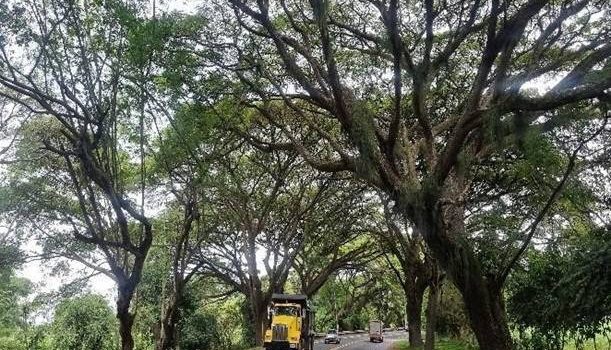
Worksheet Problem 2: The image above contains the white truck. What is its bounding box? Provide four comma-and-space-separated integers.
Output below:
369, 320, 384, 342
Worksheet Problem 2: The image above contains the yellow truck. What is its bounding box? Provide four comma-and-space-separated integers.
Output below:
264, 294, 315, 350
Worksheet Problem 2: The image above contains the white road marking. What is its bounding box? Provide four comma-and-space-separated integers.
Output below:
314, 331, 407, 350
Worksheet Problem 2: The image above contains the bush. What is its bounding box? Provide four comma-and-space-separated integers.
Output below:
179, 311, 220, 350
49, 294, 118, 350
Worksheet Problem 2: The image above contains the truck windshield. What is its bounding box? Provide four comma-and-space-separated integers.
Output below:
274, 306, 299, 316
328, 330, 337, 334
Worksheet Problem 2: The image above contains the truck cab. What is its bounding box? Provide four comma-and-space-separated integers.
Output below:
264, 294, 314, 350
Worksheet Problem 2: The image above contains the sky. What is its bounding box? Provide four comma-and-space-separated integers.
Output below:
158, 0, 199, 14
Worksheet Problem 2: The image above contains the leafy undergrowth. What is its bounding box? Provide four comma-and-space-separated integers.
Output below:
562, 336, 611, 350
393, 336, 611, 350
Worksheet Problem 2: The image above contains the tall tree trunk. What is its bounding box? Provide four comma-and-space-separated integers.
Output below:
424, 283, 441, 350
255, 310, 267, 346
405, 284, 425, 348
431, 240, 512, 349
156, 292, 181, 350
117, 289, 136, 350
409, 197, 513, 350
462, 281, 512, 350
250, 300, 268, 346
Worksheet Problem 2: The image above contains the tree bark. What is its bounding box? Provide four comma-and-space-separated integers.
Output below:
409, 193, 513, 350
405, 284, 425, 348
462, 282, 512, 350
250, 299, 268, 346
255, 310, 267, 347
415, 226, 513, 349
156, 292, 181, 350
117, 289, 136, 350
424, 284, 441, 350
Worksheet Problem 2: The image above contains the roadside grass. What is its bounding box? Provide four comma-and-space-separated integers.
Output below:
392, 340, 409, 350
392, 338, 476, 350
391, 340, 411, 350
393, 336, 611, 350
562, 336, 610, 350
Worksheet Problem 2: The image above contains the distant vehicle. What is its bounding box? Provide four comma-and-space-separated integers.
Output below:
324, 329, 341, 344
369, 320, 384, 342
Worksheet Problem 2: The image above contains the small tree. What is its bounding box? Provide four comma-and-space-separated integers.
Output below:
50, 294, 118, 350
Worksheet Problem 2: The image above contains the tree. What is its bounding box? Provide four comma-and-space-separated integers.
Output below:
0, 97, 22, 164
195, 143, 379, 345
148, 97, 237, 350
508, 227, 611, 349
197, 147, 318, 345
199, 1, 611, 348
291, 181, 379, 297
136, 271, 228, 350
138, 199, 215, 350
293, 236, 377, 299
0, 2, 157, 348
313, 263, 400, 332
176, 282, 228, 350
0, 224, 23, 280
380, 198, 433, 348
151, 202, 203, 350
49, 294, 118, 350
424, 264, 444, 350
0, 236, 32, 349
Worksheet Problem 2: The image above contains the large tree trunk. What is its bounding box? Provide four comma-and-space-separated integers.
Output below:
408, 194, 513, 350
250, 299, 268, 346
424, 283, 441, 350
117, 289, 136, 350
426, 236, 512, 349
255, 310, 267, 347
462, 281, 512, 350
404, 284, 426, 348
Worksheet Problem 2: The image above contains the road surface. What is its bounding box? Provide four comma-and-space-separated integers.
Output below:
315, 331, 407, 350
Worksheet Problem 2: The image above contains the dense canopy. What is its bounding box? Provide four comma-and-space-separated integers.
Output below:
0, 1, 609, 350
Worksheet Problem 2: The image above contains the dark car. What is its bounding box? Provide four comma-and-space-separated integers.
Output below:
324, 329, 341, 344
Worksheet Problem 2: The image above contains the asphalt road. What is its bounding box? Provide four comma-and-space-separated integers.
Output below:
314, 331, 408, 350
